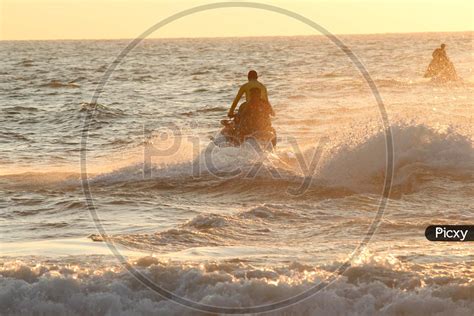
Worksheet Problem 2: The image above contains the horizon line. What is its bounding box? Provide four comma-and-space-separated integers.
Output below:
1, 30, 472, 42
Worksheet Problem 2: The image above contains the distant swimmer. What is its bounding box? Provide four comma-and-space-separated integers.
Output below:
227, 70, 274, 118
424, 44, 459, 82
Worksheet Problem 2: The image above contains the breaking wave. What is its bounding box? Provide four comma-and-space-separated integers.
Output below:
86, 122, 473, 198
2, 123, 471, 201
88, 204, 307, 252
1, 253, 472, 315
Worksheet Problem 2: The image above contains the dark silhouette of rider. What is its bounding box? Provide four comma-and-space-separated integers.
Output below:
432, 44, 449, 63
227, 70, 274, 118
238, 88, 274, 143
425, 43, 458, 81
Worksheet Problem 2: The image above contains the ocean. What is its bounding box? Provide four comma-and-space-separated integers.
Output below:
0, 32, 473, 315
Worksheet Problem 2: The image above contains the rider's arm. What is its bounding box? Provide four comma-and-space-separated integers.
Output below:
263, 86, 275, 116
263, 86, 270, 104
268, 103, 275, 116
441, 50, 449, 61
228, 86, 244, 117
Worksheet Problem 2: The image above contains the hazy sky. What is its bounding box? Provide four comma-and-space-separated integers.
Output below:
1, 0, 473, 40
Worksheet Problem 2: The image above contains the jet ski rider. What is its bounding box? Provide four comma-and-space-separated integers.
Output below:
227, 70, 275, 118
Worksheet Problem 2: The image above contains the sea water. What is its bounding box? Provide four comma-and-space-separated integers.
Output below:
0, 33, 473, 315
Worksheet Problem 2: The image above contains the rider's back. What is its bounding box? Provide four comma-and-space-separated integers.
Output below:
239, 99, 272, 138
240, 80, 269, 103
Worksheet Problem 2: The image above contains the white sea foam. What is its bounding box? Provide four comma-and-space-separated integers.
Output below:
316, 123, 473, 193
1, 254, 472, 316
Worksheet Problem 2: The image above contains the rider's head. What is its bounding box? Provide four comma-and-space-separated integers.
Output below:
248, 70, 258, 81
441, 43, 446, 49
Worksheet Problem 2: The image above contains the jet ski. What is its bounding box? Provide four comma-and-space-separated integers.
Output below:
424, 58, 459, 82
213, 85, 277, 151
211, 115, 277, 151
